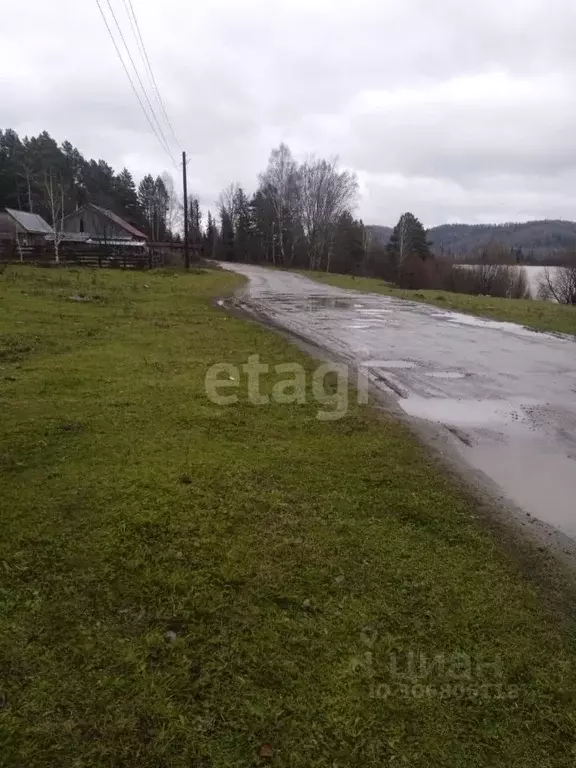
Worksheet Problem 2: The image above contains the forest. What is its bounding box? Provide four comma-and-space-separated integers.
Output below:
0, 129, 177, 241
207, 144, 367, 272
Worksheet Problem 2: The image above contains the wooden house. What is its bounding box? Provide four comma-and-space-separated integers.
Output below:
0, 208, 54, 246
62, 204, 148, 246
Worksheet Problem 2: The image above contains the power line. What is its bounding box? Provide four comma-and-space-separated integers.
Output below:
94, 0, 177, 168
121, 0, 182, 152
94, 0, 174, 165
103, 0, 176, 165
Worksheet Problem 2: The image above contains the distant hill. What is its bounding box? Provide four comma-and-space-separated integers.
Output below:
369, 225, 393, 244
368, 220, 576, 261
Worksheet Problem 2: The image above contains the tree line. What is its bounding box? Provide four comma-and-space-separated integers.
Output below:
203, 144, 436, 278
206, 144, 364, 271
0, 130, 437, 276
0, 128, 178, 240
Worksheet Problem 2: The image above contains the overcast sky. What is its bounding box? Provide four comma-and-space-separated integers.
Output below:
2, 0, 576, 226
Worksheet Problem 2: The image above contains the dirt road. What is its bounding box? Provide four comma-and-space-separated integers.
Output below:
221, 263, 576, 541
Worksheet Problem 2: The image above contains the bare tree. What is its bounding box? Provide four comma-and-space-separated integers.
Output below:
44, 168, 65, 264
213, 144, 358, 271
259, 144, 299, 265
538, 262, 576, 304
218, 182, 240, 227
298, 156, 358, 270
161, 171, 182, 237
474, 264, 530, 298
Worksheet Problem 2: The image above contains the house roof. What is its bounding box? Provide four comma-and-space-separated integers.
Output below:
87, 204, 148, 240
5, 208, 54, 234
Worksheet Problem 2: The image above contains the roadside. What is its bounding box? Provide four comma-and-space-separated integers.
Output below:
1, 266, 576, 767
300, 270, 576, 336
226, 262, 576, 545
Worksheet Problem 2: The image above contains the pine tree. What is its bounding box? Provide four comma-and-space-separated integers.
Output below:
0, 129, 26, 210
332, 212, 366, 274
205, 210, 217, 258
189, 197, 202, 245
81, 159, 117, 210
218, 207, 235, 261
114, 168, 141, 227
61, 141, 87, 210
154, 176, 169, 241
387, 212, 432, 275
138, 175, 157, 238
234, 186, 252, 263
249, 190, 275, 263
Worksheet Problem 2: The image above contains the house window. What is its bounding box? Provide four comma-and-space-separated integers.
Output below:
79, 218, 85, 233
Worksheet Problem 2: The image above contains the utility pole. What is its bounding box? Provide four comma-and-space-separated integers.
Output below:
182, 150, 190, 270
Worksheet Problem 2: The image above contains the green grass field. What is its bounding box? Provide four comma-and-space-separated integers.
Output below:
1, 266, 576, 767
300, 271, 576, 336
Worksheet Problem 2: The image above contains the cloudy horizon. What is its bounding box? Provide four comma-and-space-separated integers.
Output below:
2, 0, 576, 227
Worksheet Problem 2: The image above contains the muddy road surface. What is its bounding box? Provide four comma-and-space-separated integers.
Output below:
221, 263, 576, 542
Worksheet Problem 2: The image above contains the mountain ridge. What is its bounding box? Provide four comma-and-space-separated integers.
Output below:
368, 219, 576, 261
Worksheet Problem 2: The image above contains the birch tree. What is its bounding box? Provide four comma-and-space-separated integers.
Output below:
298, 157, 358, 270
43, 168, 65, 264
161, 171, 181, 238
259, 144, 299, 265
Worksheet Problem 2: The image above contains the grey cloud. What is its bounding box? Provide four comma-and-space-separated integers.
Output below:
345, 83, 576, 180
2, 0, 576, 225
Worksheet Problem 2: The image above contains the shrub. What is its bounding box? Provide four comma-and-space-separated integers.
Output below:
396, 259, 531, 299
538, 267, 576, 304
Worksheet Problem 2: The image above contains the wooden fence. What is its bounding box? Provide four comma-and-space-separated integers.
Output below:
0, 240, 203, 270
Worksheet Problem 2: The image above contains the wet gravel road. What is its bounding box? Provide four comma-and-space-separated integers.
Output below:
222, 263, 576, 540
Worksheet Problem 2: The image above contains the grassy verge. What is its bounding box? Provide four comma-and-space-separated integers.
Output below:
1, 265, 576, 767
300, 270, 576, 336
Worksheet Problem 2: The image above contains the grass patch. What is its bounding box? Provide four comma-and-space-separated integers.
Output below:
1, 265, 576, 767
300, 271, 576, 336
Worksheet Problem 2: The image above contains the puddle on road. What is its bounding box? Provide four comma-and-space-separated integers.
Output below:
440, 311, 554, 338
470, 442, 576, 538
424, 371, 467, 380
363, 362, 468, 378
305, 296, 357, 310
400, 395, 576, 536
364, 360, 417, 370
302, 297, 395, 317
400, 397, 528, 427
